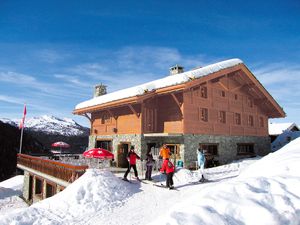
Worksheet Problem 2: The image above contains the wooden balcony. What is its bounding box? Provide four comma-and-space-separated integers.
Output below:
17, 154, 88, 183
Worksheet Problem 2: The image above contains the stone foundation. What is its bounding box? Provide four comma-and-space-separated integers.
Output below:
89, 134, 271, 172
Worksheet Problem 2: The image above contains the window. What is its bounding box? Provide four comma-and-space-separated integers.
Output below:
248, 115, 254, 126
234, 94, 238, 100
101, 112, 111, 124
200, 86, 207, 98
259, 117, 264, 127
235, 113, 241, 125
46, 183, 56, 198
220, 90, 226, 97
96, 140, 112, 151
35, 177, 43, 196
166, 144, 181, 159
199, 108, 208, 122
237, 144, 254, 155
200, 144, 218, 156
247, 98, 253, 108
219, 111, 226, 123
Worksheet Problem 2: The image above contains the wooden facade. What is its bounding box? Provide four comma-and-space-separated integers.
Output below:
76, 64, 284, 137
74, 62, 285, 167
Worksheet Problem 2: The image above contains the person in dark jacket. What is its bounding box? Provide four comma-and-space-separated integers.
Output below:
160, 158, 175, 189
145, 148, 155, 180
123, 146, 141, 181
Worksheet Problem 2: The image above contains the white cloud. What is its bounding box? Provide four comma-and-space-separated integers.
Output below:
54, 74, 92, 88
0, 95, 25, 105
35, 49, 67, 63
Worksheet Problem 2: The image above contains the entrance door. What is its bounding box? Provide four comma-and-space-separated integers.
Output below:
117, 143, 129, 168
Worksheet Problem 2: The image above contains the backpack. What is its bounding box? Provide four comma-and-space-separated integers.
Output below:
167, 160, 174, 169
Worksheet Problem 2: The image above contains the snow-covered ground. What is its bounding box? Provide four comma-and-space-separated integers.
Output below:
1, 138, 300, 225
0, 175, 28, 215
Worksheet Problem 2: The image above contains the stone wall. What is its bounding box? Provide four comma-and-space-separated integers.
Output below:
22, 171, 30, 201
89, 133, 270, 172
184, 134, 271, 167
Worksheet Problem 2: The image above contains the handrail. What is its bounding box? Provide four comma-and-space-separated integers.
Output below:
17, 154, 88, 182
17, 154, 88, 170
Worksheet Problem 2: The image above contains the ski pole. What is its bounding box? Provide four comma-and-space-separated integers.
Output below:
141, 159, 144, 180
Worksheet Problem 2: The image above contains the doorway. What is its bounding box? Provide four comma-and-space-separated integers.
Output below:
117, 143, 130, 168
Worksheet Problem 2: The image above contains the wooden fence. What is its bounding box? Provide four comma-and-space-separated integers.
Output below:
17, 154, 88, 182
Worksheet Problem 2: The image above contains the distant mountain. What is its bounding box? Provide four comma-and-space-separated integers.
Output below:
0, 121, 45, 181
1, 115, 89, 136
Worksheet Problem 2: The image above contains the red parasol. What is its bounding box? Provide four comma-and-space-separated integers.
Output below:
83, 148, 114, 160
51, 141, 70, 148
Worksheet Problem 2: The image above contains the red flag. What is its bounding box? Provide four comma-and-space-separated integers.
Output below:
19, 104, 27, 129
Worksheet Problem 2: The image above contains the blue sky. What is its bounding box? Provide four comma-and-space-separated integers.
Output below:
0, 0, 299, 127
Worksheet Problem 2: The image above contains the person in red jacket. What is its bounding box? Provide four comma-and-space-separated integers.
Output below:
123, 146, 141, 181
160, 158, 175, 189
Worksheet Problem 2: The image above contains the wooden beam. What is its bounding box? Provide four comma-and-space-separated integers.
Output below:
218, 81, 229, 91
171, 93, 183, 115
128, 104, 140, 118
231, 84, 246, 92
83, 113, 91, 122
106, 109, 118, 120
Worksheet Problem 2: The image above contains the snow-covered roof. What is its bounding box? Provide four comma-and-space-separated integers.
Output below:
268, 122, 299, 135
75, 58, 243, 110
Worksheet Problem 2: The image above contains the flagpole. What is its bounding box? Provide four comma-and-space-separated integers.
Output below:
19, 126, 24, 154
19, 104, 27, 154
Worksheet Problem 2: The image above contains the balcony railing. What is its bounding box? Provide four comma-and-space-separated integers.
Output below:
17, 154, 88, 183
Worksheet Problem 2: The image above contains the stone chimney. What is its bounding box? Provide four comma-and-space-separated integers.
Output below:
169, 64, 184, 75
94, 83, 107, 97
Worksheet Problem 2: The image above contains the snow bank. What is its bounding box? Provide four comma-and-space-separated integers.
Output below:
75, 59, 242, 110
0, 169, 134, 224
240, 137, 300, 178
0, 175, 24, 190
0, 175, 28, 215
150, 138, 300, 225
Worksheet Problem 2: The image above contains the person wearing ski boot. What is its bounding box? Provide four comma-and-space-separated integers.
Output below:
160, 158, 175, 189
145, 148, 155, 181
123, 146, 141, 181
197, 144, 206, 183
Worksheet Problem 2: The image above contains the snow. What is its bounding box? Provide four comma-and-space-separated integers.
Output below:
1, 138, 300, 225
75, 58, 243, 110
0, 175, 28, 215
268, 122, 298, 135
0, 115, 89, 136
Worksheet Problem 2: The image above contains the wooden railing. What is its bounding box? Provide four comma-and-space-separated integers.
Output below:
17, 154, 88, 182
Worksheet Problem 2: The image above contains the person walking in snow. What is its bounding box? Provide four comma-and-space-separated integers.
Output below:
197, 144, 206, 182
123, 146, 141, 181
160, 158, 175, 189
145, 148, 155, 180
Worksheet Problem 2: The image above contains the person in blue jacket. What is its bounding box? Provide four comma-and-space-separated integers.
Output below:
197, 144, 206, 182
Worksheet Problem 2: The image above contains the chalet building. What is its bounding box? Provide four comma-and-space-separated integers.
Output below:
73, 59, 285, 169
269, 122, 299, 142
